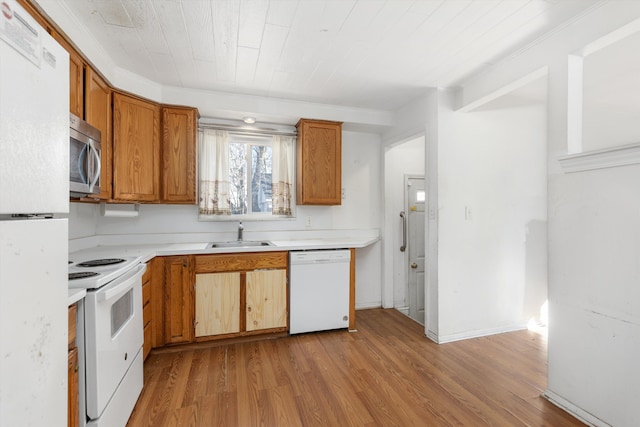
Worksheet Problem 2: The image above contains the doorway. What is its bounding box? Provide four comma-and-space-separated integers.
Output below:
405, 176, 426, 324
382, 135, 425, 322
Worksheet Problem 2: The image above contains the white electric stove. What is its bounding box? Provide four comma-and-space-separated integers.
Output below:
68, 255, 145, 427
68, 256, 142, 289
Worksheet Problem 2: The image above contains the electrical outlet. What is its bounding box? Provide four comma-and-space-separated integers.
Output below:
465, 205, 472, 221
305, 216, 312, 227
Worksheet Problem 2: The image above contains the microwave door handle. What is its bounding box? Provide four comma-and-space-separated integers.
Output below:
89, 144, 101, 191
78, 145, 88, 184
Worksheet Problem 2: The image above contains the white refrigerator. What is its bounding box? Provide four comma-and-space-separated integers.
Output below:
0, 1, 70, 426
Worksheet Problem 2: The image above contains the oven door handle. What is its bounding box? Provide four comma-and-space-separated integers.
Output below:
98, 264, 146, 302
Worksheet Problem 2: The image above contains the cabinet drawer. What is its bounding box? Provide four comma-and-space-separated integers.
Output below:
142, 262, 152, 283
142, 281, 151, 306
196, 251, 287, 273
68, 304, 77, 348
143, 323, 151, 360
143, 300, 152, 327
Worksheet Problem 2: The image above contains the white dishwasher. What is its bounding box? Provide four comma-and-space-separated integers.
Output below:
289, 250, 351, 334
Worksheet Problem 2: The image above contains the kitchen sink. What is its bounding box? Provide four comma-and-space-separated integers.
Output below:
209, 240, 273, 248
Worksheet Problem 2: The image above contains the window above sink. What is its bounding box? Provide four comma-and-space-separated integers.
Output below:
198, 123, 296, 221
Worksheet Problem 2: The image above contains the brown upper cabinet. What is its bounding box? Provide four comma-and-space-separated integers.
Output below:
67, 49, 84, 118
112, 95, 198, 204
162, 107, 198, 204
48, 29, 84, 118
84, 68, 112, 200
19, 0, 198, 205
15, 2, 84, 118
296, 119, 343, 205
112, 92, 161, 202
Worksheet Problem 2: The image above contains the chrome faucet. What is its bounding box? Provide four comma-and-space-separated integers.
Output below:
237, 221, 244, 241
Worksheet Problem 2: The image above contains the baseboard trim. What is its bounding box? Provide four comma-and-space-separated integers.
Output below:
542, 389, 610, 427
426, 330, 439, 343
355, 303, 382, 310
435, 323, 528, 344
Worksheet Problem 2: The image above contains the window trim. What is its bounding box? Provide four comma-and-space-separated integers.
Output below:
198, 131, 297, 221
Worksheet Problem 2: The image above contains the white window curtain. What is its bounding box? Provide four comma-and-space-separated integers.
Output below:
271, 135, 295, 216
199, 129, 231, 215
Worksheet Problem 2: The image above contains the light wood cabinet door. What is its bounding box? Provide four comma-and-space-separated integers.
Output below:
84, 68, 112, 200
246, 269, 287, 331
296, 119, 342, 205
162, 107, 197, 203
163, 256, 194, 345
195, 272, 240, 337
113, 93, 160, 202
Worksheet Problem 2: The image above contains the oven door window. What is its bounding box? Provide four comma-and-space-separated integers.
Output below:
111, 289, 133, 337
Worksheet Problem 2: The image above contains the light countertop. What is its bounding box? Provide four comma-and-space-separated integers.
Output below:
68, 288, 86, 306
69, 236, 379, 264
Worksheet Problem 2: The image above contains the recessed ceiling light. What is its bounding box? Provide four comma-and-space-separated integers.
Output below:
243, 116, 256, 124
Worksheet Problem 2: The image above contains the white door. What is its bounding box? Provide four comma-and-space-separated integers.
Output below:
407, 177, 426, 324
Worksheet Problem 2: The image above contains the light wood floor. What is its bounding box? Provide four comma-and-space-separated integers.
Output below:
127, 308, 583, 426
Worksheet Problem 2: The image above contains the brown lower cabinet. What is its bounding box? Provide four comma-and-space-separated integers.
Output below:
163, 255, 195, 345
194, 252, 288, 341
142, 264, 152, 360
68, 304, 79, 427
147, 253, 288, 348
67, 348, 79, 427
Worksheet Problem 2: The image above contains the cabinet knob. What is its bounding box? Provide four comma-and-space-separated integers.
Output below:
411, 262, 418, 269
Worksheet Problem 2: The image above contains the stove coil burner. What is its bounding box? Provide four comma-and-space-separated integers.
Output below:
77, 258, 126, 267
69, 271, 100, 280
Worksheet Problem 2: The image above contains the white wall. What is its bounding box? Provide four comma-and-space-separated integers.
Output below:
582, 30, 640, 151
384, 137, 425, 309
548, 166, 640, 427
435, 91, 547, 341
460, 3, 640, 426
68, 202, 98, 239
70, 131, 384, 309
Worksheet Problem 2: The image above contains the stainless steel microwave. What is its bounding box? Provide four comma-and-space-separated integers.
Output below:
69, 113, 101, 198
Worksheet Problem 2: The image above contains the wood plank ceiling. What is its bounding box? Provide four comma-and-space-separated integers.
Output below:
55, 0, 600, 110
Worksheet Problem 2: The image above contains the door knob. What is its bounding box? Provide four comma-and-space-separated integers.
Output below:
411, 262, 418, 269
